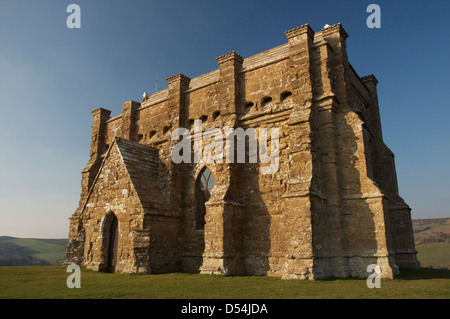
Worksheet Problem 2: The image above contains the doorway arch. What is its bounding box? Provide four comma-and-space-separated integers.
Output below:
103, 212, 119, 273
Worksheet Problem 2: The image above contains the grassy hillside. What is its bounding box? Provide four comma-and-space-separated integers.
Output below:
413, 217, 450, 244
415, 243, 450, 269
412, 217, 450, 269
0, 219, 448, 300
0, 236, 68, 266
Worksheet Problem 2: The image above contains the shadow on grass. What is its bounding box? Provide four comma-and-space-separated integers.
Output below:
396, 268, 450, 280
287, 268, 450, 282
77, 266, 450, 282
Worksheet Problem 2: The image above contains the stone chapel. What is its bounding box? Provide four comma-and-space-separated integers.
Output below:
64, 23, 420, 279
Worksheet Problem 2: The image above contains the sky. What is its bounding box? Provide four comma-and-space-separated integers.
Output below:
0, 0, 449, 238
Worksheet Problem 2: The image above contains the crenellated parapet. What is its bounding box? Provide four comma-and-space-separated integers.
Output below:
361, 74, 379, 85
284, 23, 315, 40
166, 73, 191, 86
216, 51, 244, 65
320, 22, 349, 39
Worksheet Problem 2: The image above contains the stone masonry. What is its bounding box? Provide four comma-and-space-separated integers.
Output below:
65, 23, 420, 279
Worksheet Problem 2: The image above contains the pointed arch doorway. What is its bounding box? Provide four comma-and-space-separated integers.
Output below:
194, 167, 215, 272
105, 213, 119, 273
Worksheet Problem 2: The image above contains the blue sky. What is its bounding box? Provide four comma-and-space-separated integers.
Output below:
0, 0, 449, 238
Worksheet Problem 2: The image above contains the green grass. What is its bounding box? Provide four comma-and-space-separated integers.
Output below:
0, 266, 449, 299
416, 243, 450, 268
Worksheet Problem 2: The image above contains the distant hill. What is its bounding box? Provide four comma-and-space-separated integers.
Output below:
413, 217, 450, 244
0, 236, 68, 266
412, 217, 450, 269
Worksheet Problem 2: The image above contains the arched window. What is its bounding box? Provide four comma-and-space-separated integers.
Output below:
195, 167, 215, 230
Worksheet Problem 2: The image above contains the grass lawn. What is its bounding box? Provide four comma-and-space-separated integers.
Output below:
0, 266, 449, 299
416, 243, 450, 268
